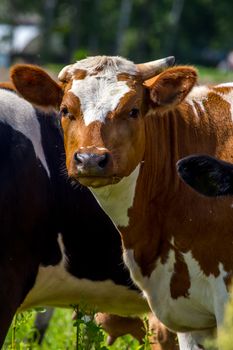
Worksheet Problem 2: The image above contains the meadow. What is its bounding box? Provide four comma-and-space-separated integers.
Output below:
3, 308, 145, 349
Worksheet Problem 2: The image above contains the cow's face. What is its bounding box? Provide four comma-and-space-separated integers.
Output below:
11, 56, 197, 188
60, 68, 146, 187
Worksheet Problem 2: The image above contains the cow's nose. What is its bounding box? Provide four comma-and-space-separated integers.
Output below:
74, 152, 110, 171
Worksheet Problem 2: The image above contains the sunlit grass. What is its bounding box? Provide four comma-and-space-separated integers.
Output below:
3, 308, 142, 350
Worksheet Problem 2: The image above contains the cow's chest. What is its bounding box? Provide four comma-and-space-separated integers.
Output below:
123, 248, 229, 332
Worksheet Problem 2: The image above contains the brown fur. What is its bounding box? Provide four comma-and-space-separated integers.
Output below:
10, 65, 63, 107
0, 81, 16, 92
121, 94, 233, 281
146, 66, 197, 109
73, 69, 87, 80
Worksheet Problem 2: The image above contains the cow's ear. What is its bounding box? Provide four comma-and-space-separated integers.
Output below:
145, 66, 197, 109
177, 155, 233, 197
10, 64, 63, 108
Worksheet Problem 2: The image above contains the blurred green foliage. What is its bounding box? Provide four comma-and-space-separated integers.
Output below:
217, 294, 233, 350
1, 0, 233, 65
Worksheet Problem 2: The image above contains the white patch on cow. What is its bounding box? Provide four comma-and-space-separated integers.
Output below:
70, 76, 130, 126
186, 86, 210, 119
187, 86, 210, 101
0, 89, 50, 176
216, 89, 233, 121
188, 101, 199, 118
217, 82, 233, 88
80, 146, 107, 151
197, 101, 206, 114
123, 246, 229, 334
209, 263, 229, 326
177, 331, 215, 350
188, 84, 233, 122
90, 165, 140, 228
123, 249, 145, 288
59, 55, 137, 80
19, 234, 148, 316
182, 252, 229, 325
124, 248, 220, 348
189, 100, 207, 118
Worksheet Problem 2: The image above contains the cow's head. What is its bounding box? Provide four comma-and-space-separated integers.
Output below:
177, 155, 233, 197
11, 56, 197, 188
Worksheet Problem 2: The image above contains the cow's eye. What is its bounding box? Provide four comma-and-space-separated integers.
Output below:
129, 108, 139, 118
60, 107, 75, 121
60, 106, 69, 116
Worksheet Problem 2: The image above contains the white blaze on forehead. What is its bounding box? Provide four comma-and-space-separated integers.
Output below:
60, 56, 138, 126
70, 76, 131, 126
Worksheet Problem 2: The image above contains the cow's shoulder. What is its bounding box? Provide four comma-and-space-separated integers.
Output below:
0, 89, 50, 176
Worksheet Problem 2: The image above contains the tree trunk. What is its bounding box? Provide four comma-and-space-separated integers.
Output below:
40, 0, 57, 63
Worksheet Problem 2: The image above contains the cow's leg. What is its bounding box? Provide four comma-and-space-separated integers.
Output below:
177, 333, 204, 350
148, 313, 179, 350
0, 258, 38, 347
177, 329, 216, 350
94, 313, 145, 345
0, 311, 14, 347
0, 298, 21, 347
95, 312, 179, 350
33, 307, 54, 344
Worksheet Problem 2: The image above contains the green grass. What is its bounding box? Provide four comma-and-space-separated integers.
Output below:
197, 65, 233, 84
3, 308, 143, 350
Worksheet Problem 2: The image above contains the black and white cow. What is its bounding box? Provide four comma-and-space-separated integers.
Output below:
0, 86, 149, 347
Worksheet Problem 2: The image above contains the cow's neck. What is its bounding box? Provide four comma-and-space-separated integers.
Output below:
91, 165, 140, 229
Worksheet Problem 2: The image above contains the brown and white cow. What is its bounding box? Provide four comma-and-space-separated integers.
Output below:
10, 56, 233, 349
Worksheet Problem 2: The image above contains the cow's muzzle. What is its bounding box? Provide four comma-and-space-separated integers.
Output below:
74, 152, 110, 176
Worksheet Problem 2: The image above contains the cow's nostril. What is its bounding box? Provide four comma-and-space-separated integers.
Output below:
74, 152, 110, 171
74, 153, 84, 165
98, 153, 109, 169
